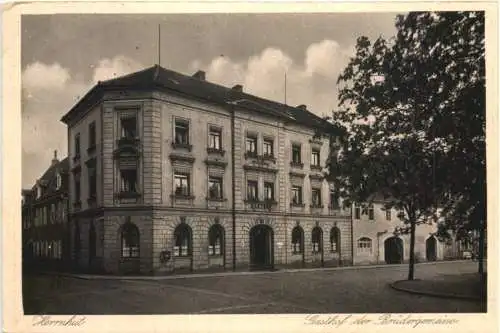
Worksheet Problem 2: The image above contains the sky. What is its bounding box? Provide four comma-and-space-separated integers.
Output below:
21, 13, 400, 188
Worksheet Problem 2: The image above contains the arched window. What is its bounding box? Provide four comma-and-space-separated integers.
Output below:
291, 226, 303, 254
357, 237, 372, 253
121, 223, 140, 258
174, 223, 192, 257
312, 227, 323, 253
330, 227, 340, 252
208, 224, 224, 256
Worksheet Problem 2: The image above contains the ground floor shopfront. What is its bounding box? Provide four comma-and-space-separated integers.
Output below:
70, 208, 353, 275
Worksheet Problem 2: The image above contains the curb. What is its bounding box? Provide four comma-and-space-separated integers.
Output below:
36, 260, 473, 281
389, 280, 482, 302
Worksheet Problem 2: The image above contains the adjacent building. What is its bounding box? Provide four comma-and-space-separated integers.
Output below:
60, 65, 353, 275
352, 201, 445, 265
22, 151, 70, 271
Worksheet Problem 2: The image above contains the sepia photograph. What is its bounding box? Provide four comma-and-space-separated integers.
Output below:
4, 2, 495, 330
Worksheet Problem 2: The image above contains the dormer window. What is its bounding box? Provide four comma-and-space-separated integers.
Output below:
56, 173, 62, 190
36, 185, 42, 199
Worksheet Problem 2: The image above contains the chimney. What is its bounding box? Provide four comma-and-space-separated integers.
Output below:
51, 150, 59, 166
231, 84, 243, 92
297, 104, 307, 110
192, 70, 206, 80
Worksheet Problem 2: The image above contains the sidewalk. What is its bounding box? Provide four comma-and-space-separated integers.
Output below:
390, 272, 487, 301
38, 260, 471, 281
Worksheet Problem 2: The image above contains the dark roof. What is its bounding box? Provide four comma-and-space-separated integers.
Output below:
33, 157, 69, 198
61, 65, 335, 133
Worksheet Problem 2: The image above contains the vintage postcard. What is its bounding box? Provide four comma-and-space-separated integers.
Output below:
2, 1, 498, 333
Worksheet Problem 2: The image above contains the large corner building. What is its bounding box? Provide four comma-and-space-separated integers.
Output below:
60, 65, 353, 275
59, 65, 452, 275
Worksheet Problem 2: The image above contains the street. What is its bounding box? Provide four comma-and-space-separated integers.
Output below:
23, 261, 485, 314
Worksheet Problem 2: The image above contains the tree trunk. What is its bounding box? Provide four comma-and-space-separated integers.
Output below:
478, 222, 485, 274
408, 219, 416, 280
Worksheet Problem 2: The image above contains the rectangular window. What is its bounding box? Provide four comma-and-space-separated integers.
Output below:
264, 182, 274, 201
386, 209, 391, 221
246, 135, 257, 155
247, 180, 258, 200
88, 121, 96, 148
311, 149, 320, 167
263, 139, 274, 157
121, 117, 137, 139
174, 173, 190, 196
74, 134, 81, 157
208, 127, 222, 150
88, 167, 97, 198
120, 169, 138, 193
50, 203, 56, 223
208, 177, 223, 199
292, 144, 301, 163
354, 204, 361, 219
74, 175, 81, 202
368, 205, 374, 220
292, 186, 302, 204
330, 190, 339, 209
175, 120, 189, 145
311, 189, 322, 206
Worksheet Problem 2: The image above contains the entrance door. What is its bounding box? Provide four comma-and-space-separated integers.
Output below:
426, 237, 437, 261
384, 237, 404, 264
249, 225, 274, 270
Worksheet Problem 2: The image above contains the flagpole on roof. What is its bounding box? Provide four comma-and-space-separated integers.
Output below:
284, 71, 287, 105
158, 24, 161, 66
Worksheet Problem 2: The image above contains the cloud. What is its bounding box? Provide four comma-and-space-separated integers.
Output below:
196, 39, 352, 117
22, 56, 144, 188
92, 55, 144, 83
22, 62, 71, 91
305, 39, 343, 77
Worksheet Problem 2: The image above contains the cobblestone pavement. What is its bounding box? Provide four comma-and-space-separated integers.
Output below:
23, 261, 486, 314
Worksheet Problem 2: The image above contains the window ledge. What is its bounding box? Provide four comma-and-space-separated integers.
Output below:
171, 194, 195, 200
244, 152, 258, 159
290, 203, 305, 208
116, 191, 141, 199
206, 197, 227, 202
172, 142, 193, 152
311, 165, 323, 171
290, 162, 304, 169
87, 145, 97, 154
207, 148, 225, 156
310, 204, 324, 209
117, 137, 140, 146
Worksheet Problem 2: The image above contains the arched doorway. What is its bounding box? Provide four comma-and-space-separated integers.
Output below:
384, 236, 403, 264
249, 224, 274, 270
426, 236, 437, 261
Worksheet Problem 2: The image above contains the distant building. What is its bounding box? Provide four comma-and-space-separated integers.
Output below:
22, 151, 70, 271
351, 200, 445, 265
60, 65, 353, 275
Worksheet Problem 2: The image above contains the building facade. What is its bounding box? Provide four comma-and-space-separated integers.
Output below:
61, 65, 353, 275
22, 152, 70, 271
351, 201, 445, 265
